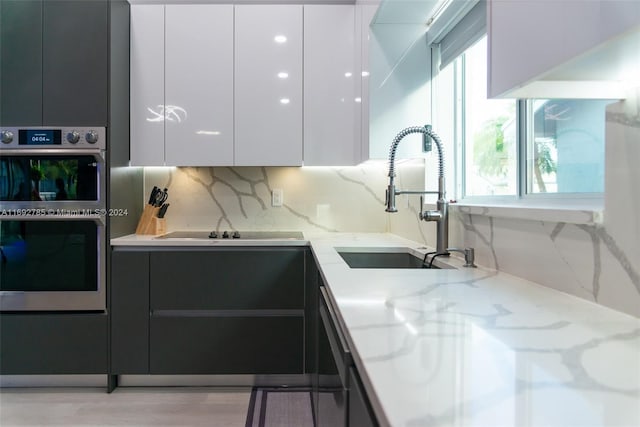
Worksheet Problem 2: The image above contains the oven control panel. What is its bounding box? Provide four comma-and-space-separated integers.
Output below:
0, 127, 106, 150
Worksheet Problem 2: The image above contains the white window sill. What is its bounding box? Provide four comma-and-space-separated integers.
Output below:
446, 199, 604, 225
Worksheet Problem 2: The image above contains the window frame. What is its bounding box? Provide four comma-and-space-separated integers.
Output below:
445, 43, 605, 206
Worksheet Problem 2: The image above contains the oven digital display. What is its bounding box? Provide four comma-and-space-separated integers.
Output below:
19, 129, 62, 145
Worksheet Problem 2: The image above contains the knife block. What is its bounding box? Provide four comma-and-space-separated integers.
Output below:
152, 217, 167, 235
135, 205, 165, 235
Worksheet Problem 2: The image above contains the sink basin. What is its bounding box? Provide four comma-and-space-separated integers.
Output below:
336, 247, 453, 269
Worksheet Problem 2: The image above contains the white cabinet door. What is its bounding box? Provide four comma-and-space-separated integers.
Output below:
165, 5, 234, 166
358, 4, 379, 163
303, 5, 357, 166
130, 4, 164, 166
488, 0, 640, 98
488, 0, 597, 98
234, 5, 303, 166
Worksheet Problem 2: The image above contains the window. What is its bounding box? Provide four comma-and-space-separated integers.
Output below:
461, 37, 516, 197
435, 35, 609, 201
526, 99, 609, 194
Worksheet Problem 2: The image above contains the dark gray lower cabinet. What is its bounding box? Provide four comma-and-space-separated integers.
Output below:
110, 246, 308, 377
150, 316, 303, 374
110, 250, 149, 374
150, 249, 304, 310
0, 313, 107, 374
316, 317, 348, 427
315, 279, 379, 427
305, 250, 319, 374
348, 367, 379, 427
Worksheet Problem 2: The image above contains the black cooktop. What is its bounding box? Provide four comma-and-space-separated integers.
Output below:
157, 230, 304, 240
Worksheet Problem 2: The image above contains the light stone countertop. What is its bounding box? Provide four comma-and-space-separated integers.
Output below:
110, 232, 309, 247
111, 232, 640, 427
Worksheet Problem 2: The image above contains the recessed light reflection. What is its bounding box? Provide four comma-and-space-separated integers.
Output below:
277, 72, 289, 79
355, 97, 362, 103
196, 130, 221, 135
274, 35, 287, 43
280, 98, 290, 104
361, 71, 370, 77
345, 72, 352, 78
393, 308, 418, 336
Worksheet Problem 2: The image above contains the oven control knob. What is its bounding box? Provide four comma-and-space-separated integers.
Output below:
222, 231, 229, 239
66, 131, 80, 144
232, 231, 241, 239
1, 130, 14, 144
85, 130, 99, 144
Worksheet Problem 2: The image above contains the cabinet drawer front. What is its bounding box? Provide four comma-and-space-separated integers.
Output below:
0, 313, 107, 374
149, 316, 303, 374
150, 249, 305, 310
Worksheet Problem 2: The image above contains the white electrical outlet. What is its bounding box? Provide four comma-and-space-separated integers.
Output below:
272, 189, 283, 207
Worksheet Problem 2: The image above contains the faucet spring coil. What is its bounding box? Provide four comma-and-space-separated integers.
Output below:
388, 126, 444, 179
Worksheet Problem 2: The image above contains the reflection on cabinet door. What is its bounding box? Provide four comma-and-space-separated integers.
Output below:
234, 5, 303, 166
130, 4, 164, 166
304, 5, 358, 166
165, 5, 234, 166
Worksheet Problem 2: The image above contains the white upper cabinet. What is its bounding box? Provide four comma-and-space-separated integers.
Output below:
234, 5, 303, 166
359, 4, 380, 162
488, 0, 640, 99
165, 5, 234, 166
131, 4, 377, 167
303, 5, 358, 166
131, 4, 233, 167
130, 4, 164, 166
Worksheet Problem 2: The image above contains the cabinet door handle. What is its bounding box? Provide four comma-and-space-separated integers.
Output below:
320, 285, 352, 386
320, 286, 350, 355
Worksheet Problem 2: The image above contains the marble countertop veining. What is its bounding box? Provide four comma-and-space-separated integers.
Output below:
111, 231, 640, 426
307, 233, 640, 427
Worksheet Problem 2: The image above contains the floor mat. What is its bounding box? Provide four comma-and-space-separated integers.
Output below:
245, 387, 314, 427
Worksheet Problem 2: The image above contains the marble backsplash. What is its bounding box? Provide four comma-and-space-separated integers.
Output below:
143, 161, 396, 234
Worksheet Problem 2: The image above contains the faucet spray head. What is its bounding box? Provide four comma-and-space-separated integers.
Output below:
385, 184, 397, 212
422, 124, 432, 152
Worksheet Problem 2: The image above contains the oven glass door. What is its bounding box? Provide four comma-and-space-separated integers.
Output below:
0, 151, 104, 204
0, 217, 105, 311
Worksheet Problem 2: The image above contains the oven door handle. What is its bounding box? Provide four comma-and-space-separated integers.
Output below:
0, 214, 105, 226
0, 148, 105, 156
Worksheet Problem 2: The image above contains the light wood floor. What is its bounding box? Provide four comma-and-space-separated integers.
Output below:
0, 387, 252, 426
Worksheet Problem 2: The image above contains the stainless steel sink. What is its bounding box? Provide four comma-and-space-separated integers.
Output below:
335, 247, 454, 269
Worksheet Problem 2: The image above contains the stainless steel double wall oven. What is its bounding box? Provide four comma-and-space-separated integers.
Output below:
0, 127, 107, 311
